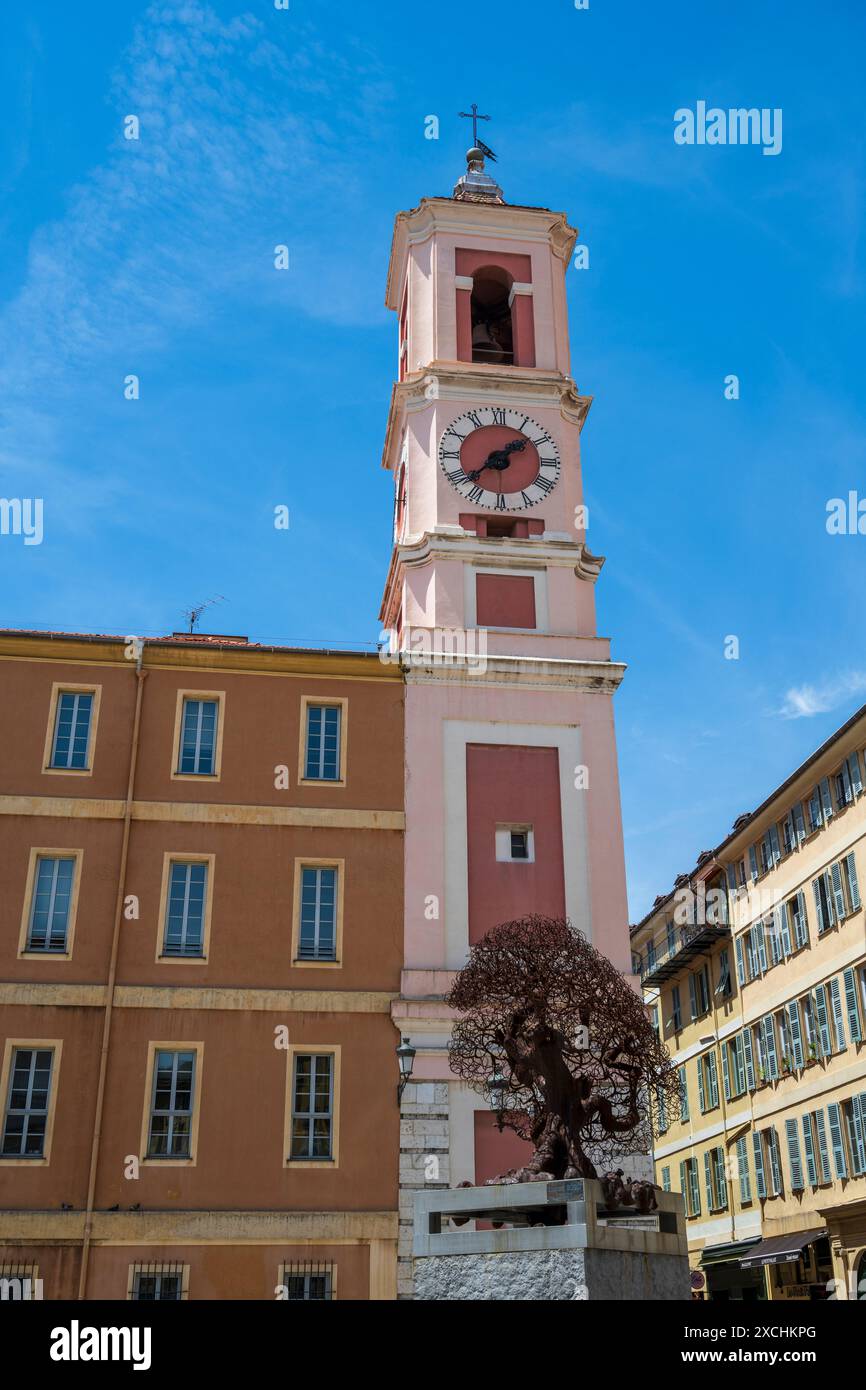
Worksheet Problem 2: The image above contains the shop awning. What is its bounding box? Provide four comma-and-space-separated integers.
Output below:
700, 1237, 762, 1267
740, 1228, 827, 1268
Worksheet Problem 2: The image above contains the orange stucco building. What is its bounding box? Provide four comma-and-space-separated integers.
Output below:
0, 629, 403, 1300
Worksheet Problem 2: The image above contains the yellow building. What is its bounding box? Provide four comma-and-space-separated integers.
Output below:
631, 705, 866, 1301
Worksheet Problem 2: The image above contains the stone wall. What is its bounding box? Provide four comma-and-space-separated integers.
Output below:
414, 1246, 689, 1301
398, 1080, 451, 1300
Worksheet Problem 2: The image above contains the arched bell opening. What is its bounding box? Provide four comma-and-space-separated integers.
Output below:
470, 266, 514, 365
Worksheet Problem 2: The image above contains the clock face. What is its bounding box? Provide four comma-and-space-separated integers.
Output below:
437, 407, 561, 512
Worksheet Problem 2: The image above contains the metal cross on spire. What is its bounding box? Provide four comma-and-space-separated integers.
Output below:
458, 103, 496, 160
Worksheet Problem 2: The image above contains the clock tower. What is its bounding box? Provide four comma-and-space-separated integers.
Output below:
381, 135, 638, 1297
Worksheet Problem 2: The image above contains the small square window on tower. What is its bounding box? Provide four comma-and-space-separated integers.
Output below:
495, 825, 535, 863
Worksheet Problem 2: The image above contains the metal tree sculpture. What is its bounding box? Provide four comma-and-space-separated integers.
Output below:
447, 915, 680, 1182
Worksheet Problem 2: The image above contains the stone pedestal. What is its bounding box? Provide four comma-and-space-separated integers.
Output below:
413, 1179, 689, 1301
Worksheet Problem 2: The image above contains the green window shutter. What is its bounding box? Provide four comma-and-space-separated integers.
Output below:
767, 1127, 783, 1196
813, 985, 832, 1056
794, 802, 806, 842
828, 977, 847, 1051
752, 1131, 767, 1198
742, 1028, 755, 1090
657, 1086, 668, 1133
831, 861, 846, 920
735, 935, 746, 986
845, 851, 861, 911
849, 752, 863, 796
749, 845, 759, 882
755, 922, 768, 973
785, 1118, 804, 1190
714, 1148, 728, 1210
707, 1052, 719, 1108
736, 1135, 752, 1203
690, 1160, 701, 1216
820, 777, 834, 821
779, 902, 792, 956
827, 1103, 848, 1178
850, 1097, 866, 1175
678, 1064, 689, 1122
722, 1043, 731, 1101
788, 1001, 804, 1068
792, 893, 808, 950
661, 1165, 671, 1192
801, 1114, 818, 1185
843, 967, 862, 1042
703, 1151, 714, 1212
813, 1110, 831, 1184
824, 870, 838, 926
697, 1057, 707, 1113
812, 877, 826, 934
679, 1159, 689, 1209
763, 1016, 779, 1079
688, 972, 698, 1020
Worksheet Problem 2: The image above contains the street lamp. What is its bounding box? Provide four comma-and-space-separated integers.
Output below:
396, 1036, 416, 1102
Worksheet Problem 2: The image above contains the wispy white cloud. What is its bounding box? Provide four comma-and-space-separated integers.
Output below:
779, 671, 866, 719
0, 1, 393, 526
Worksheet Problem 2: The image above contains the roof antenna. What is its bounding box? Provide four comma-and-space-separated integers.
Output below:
182, 595, 227, 634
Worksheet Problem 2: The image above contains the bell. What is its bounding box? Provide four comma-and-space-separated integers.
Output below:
472, 321, 506, 362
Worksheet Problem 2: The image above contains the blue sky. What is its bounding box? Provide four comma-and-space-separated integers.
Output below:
1, 1, 865, 919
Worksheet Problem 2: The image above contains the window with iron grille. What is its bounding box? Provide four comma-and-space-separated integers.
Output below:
146, 1051, 196, 1158
304, 705, 341, 781
280, 1261, 334, 1301
0, 1264, 40, 1300
298, 867, 337, 961
178, 698, 218, 776
290, 1054, 333, 1160
50, 691, 94, 769
1, 1049, 54, 1157
130, 1262, 186, 1301
162, 862, 208, 957
26, 856, 76, 952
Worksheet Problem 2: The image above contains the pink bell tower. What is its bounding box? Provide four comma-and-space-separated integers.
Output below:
380, 133, 636, 1297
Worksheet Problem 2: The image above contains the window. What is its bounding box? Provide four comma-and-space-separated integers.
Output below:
679, 1157, 701, 1217
303, 703, 342, 782
162, 861, 209, 958
495, 825, 535, 863
49, 690, 94, 770
698, 1051, 719, 1113
0, 1264, 41, 1300
661, 1165, 671, 1191
25, 855, 76, 953
704, 1146, 727, 1212
666, 921, 676, 957
146, 1050, 196, 1159
715, 949, 732, 998
1, 1048, 54, 1158
510, 829, 529, 860
813, 1110, 832, 1183
130, 1263, 186, 1301
813, 871, 835, 934
689, 965, 710, 1019
298, 867, 337, 962
177, 698, 219, 776
280, 1261, 334, 1301
290, 1054, 334, 1161
843, 967, 863, 1043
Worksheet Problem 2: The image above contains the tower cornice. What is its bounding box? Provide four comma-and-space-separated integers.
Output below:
385, 197, 578, 310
